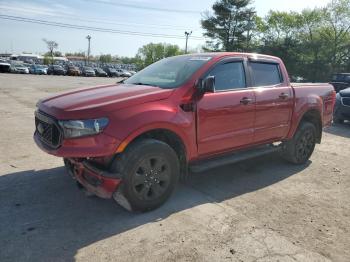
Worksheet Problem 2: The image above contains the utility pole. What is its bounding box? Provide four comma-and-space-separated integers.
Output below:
246, 11, 256, 51
184, 31, 192, 54
86, 35, 91, 65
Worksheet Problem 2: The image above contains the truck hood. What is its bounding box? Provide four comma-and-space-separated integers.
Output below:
39, 84, 173, 119
339, 88, 350, 97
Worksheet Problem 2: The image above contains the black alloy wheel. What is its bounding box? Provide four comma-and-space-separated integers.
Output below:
132, 156, 171, 201
295, 128, 315, 163
112, 139, 180, 212
282, 122, 317, 164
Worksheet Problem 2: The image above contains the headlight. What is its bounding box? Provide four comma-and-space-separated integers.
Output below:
58, 118, 109, 138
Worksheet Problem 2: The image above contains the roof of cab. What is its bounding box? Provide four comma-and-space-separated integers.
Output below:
183, 52, 282, 63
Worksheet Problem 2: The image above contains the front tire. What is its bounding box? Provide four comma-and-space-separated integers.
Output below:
282, 122, 316, 164
112, 139, 180, 212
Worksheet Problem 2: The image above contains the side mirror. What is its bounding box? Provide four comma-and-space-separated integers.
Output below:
200, 76, 215, 93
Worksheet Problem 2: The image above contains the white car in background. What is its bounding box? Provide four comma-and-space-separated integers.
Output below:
116, 69, 132, 77
11, 64, 29, 74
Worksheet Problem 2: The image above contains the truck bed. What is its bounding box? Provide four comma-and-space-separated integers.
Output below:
291, 82, 335, 128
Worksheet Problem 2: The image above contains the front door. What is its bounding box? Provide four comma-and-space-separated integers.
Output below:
197, 59, 256, 156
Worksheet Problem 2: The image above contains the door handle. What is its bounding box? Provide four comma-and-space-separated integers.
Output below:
240, 97, 253, 105
279, 93, 289, 99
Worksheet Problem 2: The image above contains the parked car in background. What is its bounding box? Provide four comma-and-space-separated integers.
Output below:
103, 67, 119, 77
82, 67, 96, 77
334, 87, 350, 123
330, 73, 350, 93
47, 65, 66, 75
11, 64, 29, 74
29, 65, 47, 75
116, 69, 132, 77
94, 68, 108, 77
67, 66, 81, 76
290, 76, 308, 83
0, 61, 11, 73
34, 52, 335, 212
129, 70, 137, 75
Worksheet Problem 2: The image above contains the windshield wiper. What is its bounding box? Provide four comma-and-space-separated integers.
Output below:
132, 82, 159, 87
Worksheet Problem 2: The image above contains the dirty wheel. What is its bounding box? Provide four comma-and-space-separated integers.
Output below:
112, 139, 179, 212
282, 122, 316, 164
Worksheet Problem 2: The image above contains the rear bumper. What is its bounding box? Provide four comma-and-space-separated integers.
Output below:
65, 158, 121, 199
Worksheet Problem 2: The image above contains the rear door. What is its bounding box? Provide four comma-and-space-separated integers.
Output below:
197, 58, 256, 156
249, 61, 293, 143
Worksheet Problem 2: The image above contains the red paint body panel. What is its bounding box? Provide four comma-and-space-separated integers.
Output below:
34, 52, 335, 198
197, 89, 255, 156
69, 159, 121, 199
39, 84, 174, 119
254, 86, 294, 143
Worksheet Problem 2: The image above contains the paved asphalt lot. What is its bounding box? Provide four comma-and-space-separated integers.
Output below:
0, 73, 349, 262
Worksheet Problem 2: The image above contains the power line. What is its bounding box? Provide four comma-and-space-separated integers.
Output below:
81, 0, 201, 14
0, 15, 206, 40
0, 7, 202, 31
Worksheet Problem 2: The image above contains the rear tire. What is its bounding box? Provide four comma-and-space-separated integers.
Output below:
112, 139, 180, 212
282, 122, 316, 164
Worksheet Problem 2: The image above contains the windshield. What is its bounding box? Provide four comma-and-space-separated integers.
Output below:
125, 55, 212, 89
84, 67, 93, 70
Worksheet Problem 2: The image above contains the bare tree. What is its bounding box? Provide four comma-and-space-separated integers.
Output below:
42, 39, 58, 65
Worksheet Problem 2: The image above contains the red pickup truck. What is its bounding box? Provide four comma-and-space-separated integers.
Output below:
34, 53, 335, 212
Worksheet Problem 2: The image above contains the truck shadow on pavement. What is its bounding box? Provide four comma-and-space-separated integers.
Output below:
0, 154, 310, 262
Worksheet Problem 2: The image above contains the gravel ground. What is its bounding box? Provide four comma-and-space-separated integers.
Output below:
0, 73, 349, 262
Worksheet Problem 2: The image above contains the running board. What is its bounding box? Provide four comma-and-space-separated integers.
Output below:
189, 145, 281, 173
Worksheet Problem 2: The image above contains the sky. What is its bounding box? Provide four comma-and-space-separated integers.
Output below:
0, 0, 331, 57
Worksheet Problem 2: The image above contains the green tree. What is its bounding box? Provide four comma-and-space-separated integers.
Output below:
321, 0, 350, 74
43, 55, 53, 65
42, 39, 58, 65
45, 51, 62, 57
257, 11, 302, 78
297, 8, 324, 81
201, 0, 350, 81
201, 0, 256, 51
99, 54, 113, 63
136, 43, 183, 68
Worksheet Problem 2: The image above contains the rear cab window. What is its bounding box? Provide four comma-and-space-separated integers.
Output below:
250, 62, 283, 87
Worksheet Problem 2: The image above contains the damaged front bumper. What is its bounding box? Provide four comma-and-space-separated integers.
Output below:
64, 158, 121, 199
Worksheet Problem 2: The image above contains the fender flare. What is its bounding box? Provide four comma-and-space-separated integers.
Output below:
115, 122, 194, 160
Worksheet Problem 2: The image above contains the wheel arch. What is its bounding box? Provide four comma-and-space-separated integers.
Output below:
296, 109, 323, 143
117, 127, 189, 180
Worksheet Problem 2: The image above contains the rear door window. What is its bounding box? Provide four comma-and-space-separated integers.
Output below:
250, 62, 282, 87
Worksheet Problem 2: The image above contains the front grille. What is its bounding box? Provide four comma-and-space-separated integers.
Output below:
342, 98, 350, 107
35, 111, 62, 148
